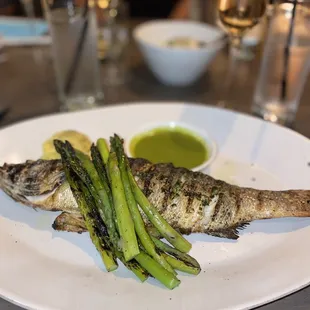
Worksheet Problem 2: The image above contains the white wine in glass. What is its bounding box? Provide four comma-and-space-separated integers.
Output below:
216, 0, 267, 107
218, 0, 267, 48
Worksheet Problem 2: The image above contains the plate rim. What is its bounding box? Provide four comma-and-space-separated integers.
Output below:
0, 101, 309, 144
1, 101, 310, 310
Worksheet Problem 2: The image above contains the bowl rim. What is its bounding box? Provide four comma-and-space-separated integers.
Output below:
132, 19, 227, 53
124, 120, 218, 172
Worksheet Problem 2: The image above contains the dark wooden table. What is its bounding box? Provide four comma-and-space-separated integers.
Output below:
0, 22, 310, 310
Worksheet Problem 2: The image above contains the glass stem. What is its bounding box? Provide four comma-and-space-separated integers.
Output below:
21, 0, 44, 63
218, 35, 242, 107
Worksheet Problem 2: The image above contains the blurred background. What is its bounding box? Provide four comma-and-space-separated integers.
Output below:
2, 0, 186, 18
0, 0, 309, 126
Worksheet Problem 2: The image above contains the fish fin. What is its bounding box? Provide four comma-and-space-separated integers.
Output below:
207, 222, 250, 240
52, 212, 86, 233
0, 185, 39, 210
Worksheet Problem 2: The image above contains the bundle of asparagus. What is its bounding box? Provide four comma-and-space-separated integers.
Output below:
54, 134, 201, 289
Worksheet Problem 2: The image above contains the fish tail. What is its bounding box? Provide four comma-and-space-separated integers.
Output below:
243, 188, 310, 221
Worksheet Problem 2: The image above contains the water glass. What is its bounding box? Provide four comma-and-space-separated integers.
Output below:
252, 1, 310, 125
42, 0, 104, 111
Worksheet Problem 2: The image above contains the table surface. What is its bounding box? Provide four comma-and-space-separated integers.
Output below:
1, 21, 310, 310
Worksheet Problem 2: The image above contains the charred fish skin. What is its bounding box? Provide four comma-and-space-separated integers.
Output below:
129, 158, 310, 238
130, 158, 249, 238
2, 158, 310, 240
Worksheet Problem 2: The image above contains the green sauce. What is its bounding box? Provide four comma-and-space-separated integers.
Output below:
129, 126, 209, 169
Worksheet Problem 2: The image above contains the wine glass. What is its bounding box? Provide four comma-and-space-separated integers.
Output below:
97, 0, 130, 85
216, 0, 267, 107
20, 0, 36, 34
0, 35, 8, 118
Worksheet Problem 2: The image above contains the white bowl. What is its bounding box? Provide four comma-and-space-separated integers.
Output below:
125, 121, 217, 172
133, 20, 226, 86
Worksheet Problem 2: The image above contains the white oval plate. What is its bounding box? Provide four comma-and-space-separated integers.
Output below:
1, 102, 310, 310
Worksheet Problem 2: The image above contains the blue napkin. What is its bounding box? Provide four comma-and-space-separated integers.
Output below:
0, 17, 48, 37
0, 17, 50, 45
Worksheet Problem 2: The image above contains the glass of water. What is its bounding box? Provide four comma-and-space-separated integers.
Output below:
252, 1, 310, 126
42, 0, 104, 111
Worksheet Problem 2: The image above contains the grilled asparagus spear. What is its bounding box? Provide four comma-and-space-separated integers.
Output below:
55, 140, 148, 281
54, 140, 118, 271
113, 134, 192, 254
111, 135, 177, 275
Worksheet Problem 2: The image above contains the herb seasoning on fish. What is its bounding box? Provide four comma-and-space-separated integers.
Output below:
2, 157, 310, 240
129, 126, 208, 170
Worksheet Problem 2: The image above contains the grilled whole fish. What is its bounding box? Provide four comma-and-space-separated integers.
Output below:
1, 158, 310, 239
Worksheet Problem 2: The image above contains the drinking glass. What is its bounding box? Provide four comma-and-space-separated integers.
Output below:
20, 0, 43, 40
20, 0, 35, 25
0, 38, 8, 116
0, 35, 6, 64
252, 1, 310, 126
42, 0, 104, 111
97, 0, 129, 85
216, 0, 267, 106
